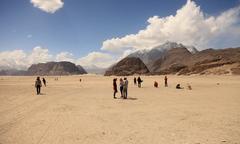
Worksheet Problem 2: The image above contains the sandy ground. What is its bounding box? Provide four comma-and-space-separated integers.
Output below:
0, 75, 240, 144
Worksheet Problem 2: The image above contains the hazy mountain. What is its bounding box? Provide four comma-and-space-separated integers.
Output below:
28, 61, 87, 75
0, 69, 27, 76
83, 65, 106, 75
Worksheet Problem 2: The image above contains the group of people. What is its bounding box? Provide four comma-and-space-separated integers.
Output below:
176, 83, 192, 90
153, 76, 191, 90
113, 76, 144, 99
113, 77, 129, 99
34, 75, 190, 97
154, 76, 168, 88
112, 75, 192, 99
35, 77, 47, 95
133, 76, 143, 88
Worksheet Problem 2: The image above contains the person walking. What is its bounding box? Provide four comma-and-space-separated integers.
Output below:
35, 77, 42, 95
134, 77, 137, 85
42, 77, 46, 87
164, 76, 168, 87
137, 76, 143, 88
113, 78, 118, 99
123, 78, 128, 99
119, 78, 124, 98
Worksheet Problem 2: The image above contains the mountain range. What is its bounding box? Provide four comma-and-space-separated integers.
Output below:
1, 42, 240, 76
127, 42, 198, 71
0, 61, 87, 76
105, 42, 240, 76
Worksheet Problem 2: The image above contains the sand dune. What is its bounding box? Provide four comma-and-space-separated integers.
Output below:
0, 75, 240, 144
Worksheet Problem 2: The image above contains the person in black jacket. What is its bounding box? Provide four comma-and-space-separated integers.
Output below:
137, 76, 143, 88
113, 78, 117, 99
164, 76, 168, 87
35, 77, 42, 95
42, 78, 46, 87
134, 77, 137, 85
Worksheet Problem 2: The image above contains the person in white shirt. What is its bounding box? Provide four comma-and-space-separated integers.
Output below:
123, 77, 128, 99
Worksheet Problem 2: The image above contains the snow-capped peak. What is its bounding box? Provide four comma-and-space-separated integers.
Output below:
156, 41, 183, 50
127, 41, 198, 66
149, 41, 198, 53
185, 45, 198, 53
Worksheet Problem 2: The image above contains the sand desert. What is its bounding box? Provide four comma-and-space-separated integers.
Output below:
0, 75, 240, 144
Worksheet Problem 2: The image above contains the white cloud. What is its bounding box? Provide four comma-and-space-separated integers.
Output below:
76, 52, 115, 68
31, 0, 64, 13
27, 46, 53, 64
0, 50, 27, 70
0, 48, 115, 70
101, 0, 240, 52
56, 52, 75, 63
0, 46, 53, 70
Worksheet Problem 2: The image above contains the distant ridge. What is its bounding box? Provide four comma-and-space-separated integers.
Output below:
83, 65, 106, 75
0, 61, 87, 76
27, 61, 87, 76
0, 69, 28, 76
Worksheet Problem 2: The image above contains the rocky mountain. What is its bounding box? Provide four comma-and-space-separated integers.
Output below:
28, 61, 87, 75
151, 47, 192, 74
127, 42, 198, 71
149, 47, 240, 75
104, 57, 149, 76
178, 48, 240, 75
77, 65, 87, 74
112, 41, 240, 75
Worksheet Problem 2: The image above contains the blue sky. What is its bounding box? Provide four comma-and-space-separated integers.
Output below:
0, 0, 240, 69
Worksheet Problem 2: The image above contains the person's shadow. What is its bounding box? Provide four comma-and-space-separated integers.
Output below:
126, 97, 138, 100
116, 97, 138, 100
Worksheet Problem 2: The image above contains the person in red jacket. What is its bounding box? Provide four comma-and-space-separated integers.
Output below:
154, 81, 158, 88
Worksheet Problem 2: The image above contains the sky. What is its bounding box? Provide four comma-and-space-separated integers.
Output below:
0, 0, 240, 70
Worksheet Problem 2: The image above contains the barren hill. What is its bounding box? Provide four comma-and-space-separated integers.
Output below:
104, 57, 149, 76
28, 61, 87, 76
